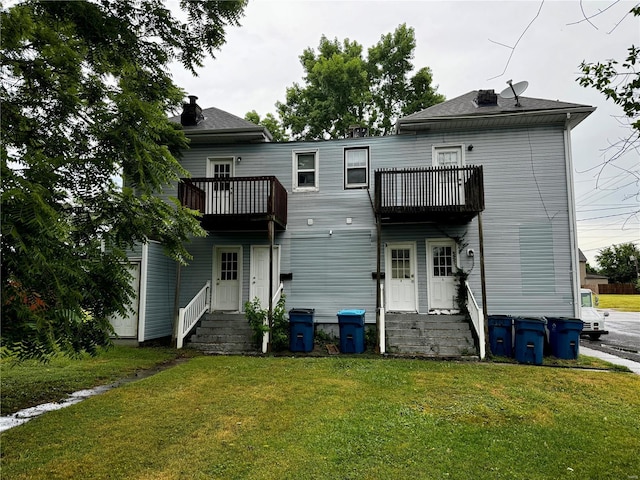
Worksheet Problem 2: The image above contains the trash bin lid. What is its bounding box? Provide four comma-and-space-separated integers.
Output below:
289, 308, 315, 315
545, 316, 583, 324
337, 309, 365, 316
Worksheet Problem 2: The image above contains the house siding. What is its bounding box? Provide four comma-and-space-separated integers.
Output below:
169, 123, 574, 321
142, 241, 176, 341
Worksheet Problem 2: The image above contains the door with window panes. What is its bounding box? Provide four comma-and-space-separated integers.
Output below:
386, 243, 417, 312
427, 240, 457, 310
214, 247, 240, 311
207, 158, 233, 214
433, 147, 465, 206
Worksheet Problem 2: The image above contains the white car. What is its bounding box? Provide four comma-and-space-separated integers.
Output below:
580, 288, 609, 340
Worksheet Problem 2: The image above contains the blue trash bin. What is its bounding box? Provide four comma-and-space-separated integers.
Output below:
514, 317, 547, 365
289, 308, 315, 353
546, 317, 584, 360
337, 309, 366, 354
488, 315, 514, 357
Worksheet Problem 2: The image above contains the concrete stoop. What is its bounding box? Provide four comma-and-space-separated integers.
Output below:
187, 312, 258, 354
385, 313, 478, 358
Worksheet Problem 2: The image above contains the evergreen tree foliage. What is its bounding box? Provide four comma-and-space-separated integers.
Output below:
1, 0, 246, 360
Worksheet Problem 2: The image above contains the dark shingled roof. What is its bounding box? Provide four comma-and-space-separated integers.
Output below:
401, 91, 592, 121
170, 106, 261, 131
578, 249, 588, 263
169, 105, 272, 143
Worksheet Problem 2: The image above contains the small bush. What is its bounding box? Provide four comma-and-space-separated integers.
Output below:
244, 295, 288, 352
244, 298, 268, 348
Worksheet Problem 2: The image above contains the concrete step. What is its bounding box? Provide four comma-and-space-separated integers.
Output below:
384, 313, 477, 358
191, 333, 254, 344
386, 343, 477, 357
196, 324, 252, 335
186, 311, 257, 353
190, 342, 257, 354
386, 332, 474, 344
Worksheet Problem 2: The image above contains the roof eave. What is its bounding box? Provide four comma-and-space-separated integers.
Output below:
184, 126, 273, 143
396, 106, 596, 133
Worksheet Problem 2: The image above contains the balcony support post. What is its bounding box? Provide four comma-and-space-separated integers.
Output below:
478, 212, 490, 356
267, 183, 275, 353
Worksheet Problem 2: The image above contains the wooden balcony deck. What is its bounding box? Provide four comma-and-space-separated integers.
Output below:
374, 166, 484, 224
178, 176, 287, 231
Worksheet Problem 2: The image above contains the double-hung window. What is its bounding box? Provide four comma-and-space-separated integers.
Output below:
344, 147, 369, 189
293, 150, 319, 192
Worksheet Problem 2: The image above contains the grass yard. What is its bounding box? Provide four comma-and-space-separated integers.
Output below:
2, 356, 639, 480
0, 345, 191, 415
598, 294, 640, 312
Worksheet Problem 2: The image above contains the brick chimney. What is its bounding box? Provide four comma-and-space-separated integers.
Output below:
181, 95, 204, 126
474, 90, 498, 107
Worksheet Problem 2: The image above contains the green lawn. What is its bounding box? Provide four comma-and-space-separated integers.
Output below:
598, 294, 640, 312
0, 345, 191, 415
2, 355, 639, 480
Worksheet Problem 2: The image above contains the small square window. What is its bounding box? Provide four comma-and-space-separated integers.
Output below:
344, 147, 369, 189
293, 150, 319, 192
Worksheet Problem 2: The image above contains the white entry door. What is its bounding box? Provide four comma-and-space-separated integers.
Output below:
207, 158, 234, 214
250, 246, 280, 309
214, 247, 241, 311
433, 146, 465, 205
386, 243, 417, 312
110, 262, 140, 338
427, 240, 457, 310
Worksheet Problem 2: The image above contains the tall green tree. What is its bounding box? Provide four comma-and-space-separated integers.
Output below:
595, 243, 640, 284
245, 110, 289, 142
1, 0, 246, 360
277, 24, 444, 140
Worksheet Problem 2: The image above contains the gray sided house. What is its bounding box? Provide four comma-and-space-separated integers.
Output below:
117, 91, 594, 358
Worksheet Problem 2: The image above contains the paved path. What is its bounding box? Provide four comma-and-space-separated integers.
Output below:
581, 346, 640, 375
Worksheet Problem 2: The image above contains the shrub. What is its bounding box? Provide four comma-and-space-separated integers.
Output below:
244, 295, 288, 352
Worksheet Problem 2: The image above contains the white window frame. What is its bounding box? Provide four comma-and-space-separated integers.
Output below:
344, 146, 370, 189
292, 149, 319, 192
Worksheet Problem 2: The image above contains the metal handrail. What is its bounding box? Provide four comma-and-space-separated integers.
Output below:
374, 165, 484, 213
178, 176, 288, 225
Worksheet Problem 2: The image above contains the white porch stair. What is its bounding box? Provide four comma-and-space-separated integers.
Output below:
385, 313, 478, 358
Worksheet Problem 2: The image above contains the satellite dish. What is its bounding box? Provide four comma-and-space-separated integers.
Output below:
499, 80, 528, 106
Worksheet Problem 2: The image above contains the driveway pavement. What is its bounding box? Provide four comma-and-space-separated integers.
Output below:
581, 309, 640, 375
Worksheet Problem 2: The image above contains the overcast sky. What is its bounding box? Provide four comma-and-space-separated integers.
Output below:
170, 0, 639, 266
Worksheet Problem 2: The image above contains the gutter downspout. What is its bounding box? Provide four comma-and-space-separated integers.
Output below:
564, 115, 581, 318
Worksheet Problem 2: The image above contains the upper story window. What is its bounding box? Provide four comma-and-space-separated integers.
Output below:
344, 147, 369, 189
292, 149, 319, 192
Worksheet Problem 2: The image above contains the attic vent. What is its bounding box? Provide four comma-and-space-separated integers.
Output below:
181, 95, 204, 126
475, 90, 498, 107
347, 126, 368, 138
